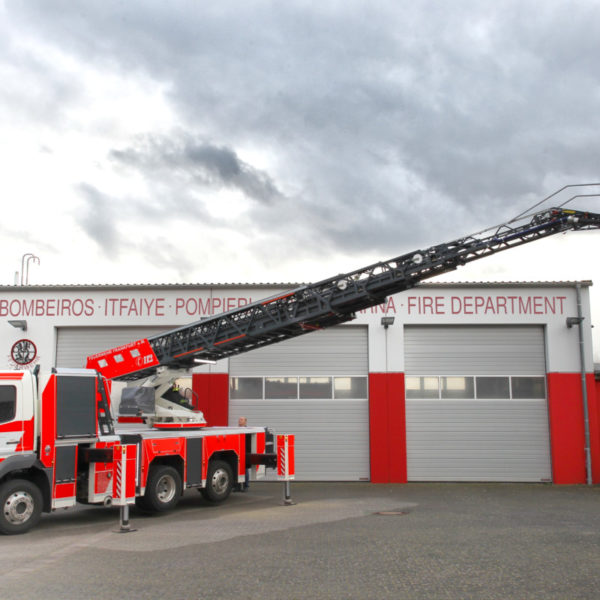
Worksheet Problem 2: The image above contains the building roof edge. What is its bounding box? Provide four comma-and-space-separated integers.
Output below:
0, 280, 592, 292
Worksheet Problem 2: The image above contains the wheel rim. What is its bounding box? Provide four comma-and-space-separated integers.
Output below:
156, 474, 177, 504
4, 491, 35, 525
211, 468, 230, 495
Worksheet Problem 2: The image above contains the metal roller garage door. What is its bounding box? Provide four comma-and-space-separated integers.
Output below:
56, 326, 170, 368
405, 325, 552, 482
230, 326, 370, 481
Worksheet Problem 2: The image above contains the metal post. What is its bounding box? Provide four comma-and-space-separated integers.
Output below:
283, 480, 294, 505
278, 434, 295, 505
113, 444, 137, 533
20, 254, 33, 286
118, 505, 134, 533
25, 255, 40, 284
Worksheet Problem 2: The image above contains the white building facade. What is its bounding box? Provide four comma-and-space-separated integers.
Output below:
1, 281, 598, 484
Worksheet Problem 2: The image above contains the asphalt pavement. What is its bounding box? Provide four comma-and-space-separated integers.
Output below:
0, 482, 599, 599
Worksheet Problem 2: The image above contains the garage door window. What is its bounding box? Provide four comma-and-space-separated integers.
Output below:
230, 377, 263, 399
512, 377, 545, 399
406, 377, 439, 399
265, 377, 298, 399
441, 377, 474, 399
333, 377, 368, 399
300, 377, 332, 399
476, 377, 510, 399
230, 376, 368, 400
407, 376, 546, 400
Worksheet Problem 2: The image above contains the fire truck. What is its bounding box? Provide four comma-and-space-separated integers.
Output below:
1, 203, 599, 534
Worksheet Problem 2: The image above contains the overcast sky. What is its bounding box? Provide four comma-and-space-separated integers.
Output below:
2, 0, 600, 346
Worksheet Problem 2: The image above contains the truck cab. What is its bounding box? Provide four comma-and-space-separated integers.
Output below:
0, 370, 46, 534
0, 370, 37, 462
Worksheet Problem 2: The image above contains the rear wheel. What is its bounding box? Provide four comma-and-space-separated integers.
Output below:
0, 479, 43, 535
136, 465, 182, 513
201, 460, 233, 503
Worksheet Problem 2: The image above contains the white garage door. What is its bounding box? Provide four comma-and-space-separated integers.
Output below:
405, 325, 552, 482
56, 326, 170, 368
230, 326, 369, 481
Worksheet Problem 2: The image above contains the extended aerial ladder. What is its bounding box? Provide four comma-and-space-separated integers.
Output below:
87, 203, 600, 384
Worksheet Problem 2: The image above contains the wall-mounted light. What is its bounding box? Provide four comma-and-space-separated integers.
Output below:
566, 316, 584, 328
381, 316, 395, 329
194, 358, 217, 365
8, 319, 27, 331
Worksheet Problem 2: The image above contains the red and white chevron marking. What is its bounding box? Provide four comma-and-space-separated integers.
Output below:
276, 434, 295, 481
112, 444, 137, 506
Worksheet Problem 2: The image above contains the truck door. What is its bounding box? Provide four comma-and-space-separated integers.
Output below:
0, 375, 24, 461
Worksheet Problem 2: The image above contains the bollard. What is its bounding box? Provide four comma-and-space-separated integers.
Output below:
283, 479, 295, 506
117, 504, 136, 533
277, 434, 296, 506
113, 444, 138, 533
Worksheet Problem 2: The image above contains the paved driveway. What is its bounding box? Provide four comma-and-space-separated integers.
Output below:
0, 482, 599, 599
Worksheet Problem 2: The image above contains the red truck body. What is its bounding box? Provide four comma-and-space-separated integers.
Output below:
0, 368, 292, 534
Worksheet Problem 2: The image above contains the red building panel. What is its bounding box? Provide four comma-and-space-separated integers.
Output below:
369, 372, 407, 483
547, 372, 600, 484
192, 373, 229, 426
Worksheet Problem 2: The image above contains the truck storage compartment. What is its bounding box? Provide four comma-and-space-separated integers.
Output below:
55, 373, 97, 438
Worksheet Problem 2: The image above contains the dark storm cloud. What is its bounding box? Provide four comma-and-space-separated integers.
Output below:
111, 135, 285, 206
8, 1, 600, 262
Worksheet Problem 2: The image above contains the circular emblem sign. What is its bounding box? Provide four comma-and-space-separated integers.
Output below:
11, 339, 37, 366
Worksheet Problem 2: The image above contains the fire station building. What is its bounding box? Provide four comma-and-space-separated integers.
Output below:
1, 281, 599, 485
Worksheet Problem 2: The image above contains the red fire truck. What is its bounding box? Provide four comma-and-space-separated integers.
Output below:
0, 204, 599, 534
0, 365, 292, 534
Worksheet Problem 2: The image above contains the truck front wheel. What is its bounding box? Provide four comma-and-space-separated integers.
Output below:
136, 465, 182, 513
201, 460, 233, 503
0, 479, 43, 535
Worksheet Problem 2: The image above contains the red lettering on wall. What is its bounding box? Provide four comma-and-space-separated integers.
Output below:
174, 297, 253, 316
519, 297, 532, 314
406, 296, 444, 315
451, 296, 461, 314
0, 292, 570, 320
496, 296, 507, 313
463, 296, 473, 314
444, 294, 568, 316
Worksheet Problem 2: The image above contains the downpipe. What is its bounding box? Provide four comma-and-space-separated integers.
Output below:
575, 283, 593, 486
